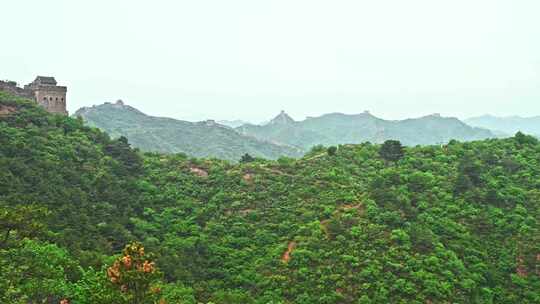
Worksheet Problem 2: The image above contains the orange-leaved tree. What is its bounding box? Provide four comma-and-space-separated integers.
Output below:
107, 242, 163, 304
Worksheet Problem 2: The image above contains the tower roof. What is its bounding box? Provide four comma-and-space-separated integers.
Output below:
32, 76, 57, 86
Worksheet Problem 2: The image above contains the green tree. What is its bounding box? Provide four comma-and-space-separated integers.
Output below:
454, 173, 473, 194
240, 153, 255, 163
458, 155, 483, 186
0, 204, 48, 248
327, 146, 337, 156
0, 240, 78, 303
70, 267, 122, 304
514, 131, 538, 145
104, 136, 143, 175
379, 140, 404, 162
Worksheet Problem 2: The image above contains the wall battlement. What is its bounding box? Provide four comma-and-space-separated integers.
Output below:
0, 76, 68, 115
0, 80, 35, 99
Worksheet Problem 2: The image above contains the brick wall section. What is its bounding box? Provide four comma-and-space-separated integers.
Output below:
0, 81, 35, 99
34, 86, 68, 115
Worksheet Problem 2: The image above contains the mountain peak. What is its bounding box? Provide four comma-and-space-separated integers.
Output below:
269, 110, 295, 125
73, 101, 147, 120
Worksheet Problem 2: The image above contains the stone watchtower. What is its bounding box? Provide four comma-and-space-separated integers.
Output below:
24, 76, 68, 115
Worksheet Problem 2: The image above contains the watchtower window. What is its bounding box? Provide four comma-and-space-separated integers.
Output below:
49, 97, 53, 101
61, 98, 64, 101
43, 97, 47, 101
56, 97, 58, 101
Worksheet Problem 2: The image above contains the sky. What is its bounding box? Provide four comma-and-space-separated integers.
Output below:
1, 0, 539, 122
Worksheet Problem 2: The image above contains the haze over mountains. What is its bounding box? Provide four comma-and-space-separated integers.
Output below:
75, 101, 499, 160
465, 115, 540, 138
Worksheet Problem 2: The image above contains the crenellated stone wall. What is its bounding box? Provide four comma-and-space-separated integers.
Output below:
0, 80, 35, 99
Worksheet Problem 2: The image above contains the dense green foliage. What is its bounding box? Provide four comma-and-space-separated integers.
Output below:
1, 92, 539, 303
237, 111, 495, 149
74, 102, 303, 161
379, 140, 404, 162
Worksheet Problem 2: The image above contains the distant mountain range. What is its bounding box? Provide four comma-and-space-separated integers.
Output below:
236, 111, 496, 149
74, 101, 303, 161
465, 115, 540, 137
75, 102, 500, 160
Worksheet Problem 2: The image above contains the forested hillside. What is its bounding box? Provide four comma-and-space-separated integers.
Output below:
237, 111, 495, 150
1, 91, 539, 303
74, 101, 303, 161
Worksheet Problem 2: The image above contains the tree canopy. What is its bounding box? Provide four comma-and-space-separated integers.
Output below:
0, 91, 539, 303
379, 139, 405, 162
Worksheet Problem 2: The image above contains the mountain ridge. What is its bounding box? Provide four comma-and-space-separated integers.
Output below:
237, 110, 495, 149
268, 110, 296, 125
74, 102, 303, 160
465, 114, 540, 137
74, 102, 513, 159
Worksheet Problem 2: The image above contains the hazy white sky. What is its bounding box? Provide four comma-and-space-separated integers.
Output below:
1, 0, 539, 122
